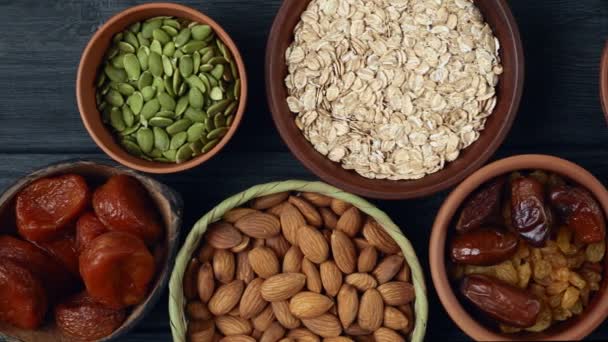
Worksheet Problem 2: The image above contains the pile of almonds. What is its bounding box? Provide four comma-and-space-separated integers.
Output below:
183, 191, 416, 341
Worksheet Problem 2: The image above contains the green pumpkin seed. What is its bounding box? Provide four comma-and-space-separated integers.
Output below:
141, 86, 156, 101
207, 127, 228, 140
142, 20, 163, 39
207, 73, 219, 87
224, 101, 237, 116
186, 75, 206, 93
152, 28, 171, 44
141, 98, 160, 119
214, 113, 226, 128
166, 118, 193, 135
161, 55, 173, 77
234, 79, 241, 99
163, 19, 180, 29
147, 148, 163, 158
153, 127, 170, 151
118, 41, 135, 53
122, 139, 143, 156
193, 51, 201, 73
105, 65, 127, 83
137, 71, 153, 90
176, 96, 190, 117
179, 56, 194, 78
156, 110, 175, 118
201, 50, 215, 64
178, 82, 188, 97
189, 140, 204, 156
199, 64, 214, 72
208, 56, 228, 65
148, 52, 163, 77
158, 92, 176, 111
105, 90, 124, 107
129, 22, 141, 33
225, 114, 235, 127
163, 76, 175, 97
122, 106, 135, 127
185, 107, 207, 122
110, 107, 126, 132
127, 92, 144, 114
124, 31, 139, 49
188, 88, 204, 109
176, 145, 193, 163
170, 132, 188, 149
117, 83, 135, 96
152, 76, 165, 93
175, 28, 191, 47
123, 53, 141, 81
187, 123, 206, 142
172, 70, 182, 94
198, 73, 212, 92
111, 54, 125, 69
216, 39, 227, 56
207, 99, 231, 116
210, 64, 224, 80
137, 32, 151, 47
136, 47, 149, 71
161, 25, 178, 37
163, 149, 177, 161
163, 41, 176, 57
191, 25, 212, 41
150, 39, 163, 55
121, 122, 141, 136
182, 41, 206, 54
202, 139, 220, 153
209, 87, 223, 101
136, 128, 154, 153
149, 117, 174, 127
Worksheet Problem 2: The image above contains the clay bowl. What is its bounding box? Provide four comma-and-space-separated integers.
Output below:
266, 0, 524, 200
430, 155, 608, 340
0, 160, 182, 341
600, 41, 608, 125
77, 3, 248, 174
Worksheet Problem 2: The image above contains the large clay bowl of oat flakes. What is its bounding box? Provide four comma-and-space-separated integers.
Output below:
266, 0, 524, 199
430, 155, 608, 340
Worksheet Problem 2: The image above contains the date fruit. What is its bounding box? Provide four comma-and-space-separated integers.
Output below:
451, 229, 518, 266
76, 212, 108, 253
510, 177, 551, 246
461, 274, 541, 328
457, 177, 505, 233
549, 185, 606, 243
92, 175, 162, 244
80, 232, 155, 309
16, 174, 89, 242
0, 260, 48, 329
36, 233, 80, 277
55, 292, 126, 340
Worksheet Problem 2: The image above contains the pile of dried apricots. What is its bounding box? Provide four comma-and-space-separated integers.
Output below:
0, 174, 163, 340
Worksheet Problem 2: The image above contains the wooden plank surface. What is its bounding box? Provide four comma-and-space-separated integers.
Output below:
0, 0, 607, 340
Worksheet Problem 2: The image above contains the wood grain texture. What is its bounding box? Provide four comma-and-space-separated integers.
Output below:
0, 0, 607, 340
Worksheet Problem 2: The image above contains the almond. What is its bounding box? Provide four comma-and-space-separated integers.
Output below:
219, 335, 256, 342
289, 292, 334, 319
324, 337, 354, 342
337, 284, 358, 328
301, 192, 333, 207
395, 261, 411, 283
372, 255, 404, 284
336, 206, 363, 237
283, 246, 303, 273
188, 320, 215, 342
251, 305, 275, 331
197, 262, 215, 302
213, 249, 236, 283
280, 203, 306, 245
374, 327, 404, 342
206, 221, 243, 249
266, 234, 291, 258
331, 230, 357, 274
260, 322, 286, 342
184, 258, 201, 300
239, 278, 268, 319
236, 251, 254, 284
266, 202, 287, 217
319, 207, 338, 230
383, 306, 409, 331
362, 219, 400, 254
358, 289, 384, 331
235, 212, 281, 238
287, 328, 320, 341
330, 199, 351, 216
251, 192, 290, 210
353, 238, 371, 251
215, 315, 252, 336
271, 300, 301, 329
345, 273, 378, 291
187, 300, 213, 321
357, 246, 378, 273
302, 258, 323, 293
301, 314, 342, 338
320, 261, 343, 297
248, 247, 280, 279
224, 208, 257, 223
252, 329, 262, 339
197, 244, 215, 263
377, 282, 415, 306
261, 273, 306, 302
231, 235, 250, 253
297, 225, 329, 264
344, 323, 371, 336
208, 280, 245, 316
289, 196, 322, 227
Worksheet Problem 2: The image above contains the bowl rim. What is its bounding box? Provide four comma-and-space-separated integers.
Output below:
600, 41, 608, 126
76, 3, 248, 174
0, 159, 183, 341
265, 0, 525, 200
429, 154, 608, 341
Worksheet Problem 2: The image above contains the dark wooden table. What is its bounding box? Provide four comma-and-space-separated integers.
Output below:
1, 0, 608, 340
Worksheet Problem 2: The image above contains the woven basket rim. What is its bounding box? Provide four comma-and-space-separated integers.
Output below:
168, 180, 428, 341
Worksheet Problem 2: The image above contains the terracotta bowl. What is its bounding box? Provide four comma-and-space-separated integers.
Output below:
77, 3, 248, 174
600, 41, 608, 125
0, 160, 182, 341
266, 0, 524, 200
430, 155, 608, 341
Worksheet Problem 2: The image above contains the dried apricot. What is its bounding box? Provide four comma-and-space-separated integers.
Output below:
0, 260, 47, 329
80, 232, 155, 309
456, 177, 505, 233
549, 185, 606, 243
76, 212, 108, 253
16, 174, 89, 242
55, 292, 126, 340
92, 175, 162, 244
35, 233, 79, 277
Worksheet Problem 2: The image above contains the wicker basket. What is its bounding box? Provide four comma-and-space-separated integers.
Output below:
168, 180, 428, 341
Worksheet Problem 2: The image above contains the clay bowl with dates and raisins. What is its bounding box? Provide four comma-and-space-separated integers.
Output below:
430, 154, 608, 341
0, 160, 182, 341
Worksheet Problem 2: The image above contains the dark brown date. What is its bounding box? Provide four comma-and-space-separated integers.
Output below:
511, 177, 551, 246
450, 229, 519, 266
549, 185, 606, 243
456, 177, 505, 233
460, 274, 541, 328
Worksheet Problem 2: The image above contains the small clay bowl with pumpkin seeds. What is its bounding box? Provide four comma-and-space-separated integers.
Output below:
77, 3, 247, 174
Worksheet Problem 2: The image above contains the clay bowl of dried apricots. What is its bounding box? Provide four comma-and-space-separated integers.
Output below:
430, 154, 608, 341
0, 160, 182, 341
169, 180, 428, 342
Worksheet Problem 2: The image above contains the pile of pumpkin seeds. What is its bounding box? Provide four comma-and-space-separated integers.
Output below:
95, 16, 241, 164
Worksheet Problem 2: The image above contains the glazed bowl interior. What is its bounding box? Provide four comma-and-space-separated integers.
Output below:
0, 160, 182, 342
430, 155, 608, 341
266, 0, 524, 199
77, 3, 248, 174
